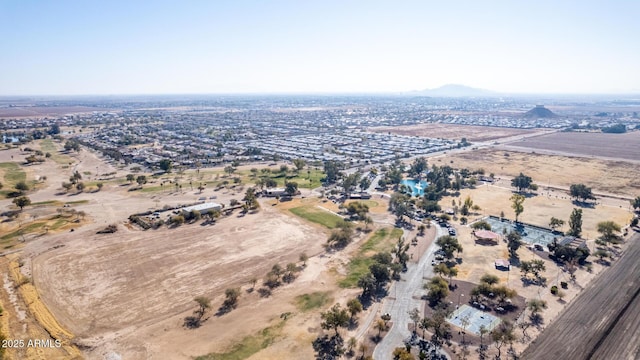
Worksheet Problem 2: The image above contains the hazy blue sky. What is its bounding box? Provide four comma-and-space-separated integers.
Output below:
2, 0, 639, 95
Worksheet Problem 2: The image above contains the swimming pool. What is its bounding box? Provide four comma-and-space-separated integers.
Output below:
400, 179, 428, 197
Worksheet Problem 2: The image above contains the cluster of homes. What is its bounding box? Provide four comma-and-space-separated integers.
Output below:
2, 96, 639, 169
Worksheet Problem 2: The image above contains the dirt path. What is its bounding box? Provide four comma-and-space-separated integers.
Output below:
521, 233, 640, 359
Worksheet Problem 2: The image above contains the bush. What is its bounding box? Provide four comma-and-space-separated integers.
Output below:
550, 285, 558, 295
560, 281, 568, 289
97, 224, 118, 234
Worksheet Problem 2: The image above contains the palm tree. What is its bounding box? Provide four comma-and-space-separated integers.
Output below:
374, 319, 387, 338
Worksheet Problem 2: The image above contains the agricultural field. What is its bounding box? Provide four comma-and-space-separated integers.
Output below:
522, 233, 640, 359
0, 106, 104, 118
369, 123, 538, 142
506, 131, 640, 162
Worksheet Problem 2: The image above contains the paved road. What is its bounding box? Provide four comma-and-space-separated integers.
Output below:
373, 223, 448, 359
521, 232, 640, 360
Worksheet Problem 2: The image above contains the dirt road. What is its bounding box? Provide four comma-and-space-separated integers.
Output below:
521, 232, 640, 360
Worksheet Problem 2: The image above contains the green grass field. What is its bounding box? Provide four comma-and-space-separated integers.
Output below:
39, 139, 73, 164
195, 320, 286, 360
289, 206, 344, 229
294, 291, 333, 312
338, 227, 403, 288
0, 162, 27, 198
0, 162, 26, 185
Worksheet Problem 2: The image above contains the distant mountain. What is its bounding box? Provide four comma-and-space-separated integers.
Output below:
411, 84, 496, 97
524, 105, 556, 118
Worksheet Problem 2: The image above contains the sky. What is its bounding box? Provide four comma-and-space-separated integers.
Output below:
1, 0, 639, 95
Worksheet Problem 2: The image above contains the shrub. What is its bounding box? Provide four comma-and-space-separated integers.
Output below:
560, 281, 568, 289
97, 224, 118, 234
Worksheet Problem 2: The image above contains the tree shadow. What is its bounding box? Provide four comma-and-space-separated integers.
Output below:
572, 200, 595, 208
183, 315, 208, 329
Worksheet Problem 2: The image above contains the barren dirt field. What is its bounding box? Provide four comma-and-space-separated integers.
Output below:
369, 123, 536, 142
522, 233, 640, 360
506, 131, 640, 162
0, 106, 105, 118
438, 148, 640, 196
31, 203, 327, 358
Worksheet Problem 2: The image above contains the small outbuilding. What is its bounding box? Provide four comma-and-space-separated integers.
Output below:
263, 188, 287, 197
474, 230, 501, 245
181, 202, 222, 215
495, 259, 510, 270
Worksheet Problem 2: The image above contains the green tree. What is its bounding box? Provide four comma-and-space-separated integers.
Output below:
12, 196, 31, 211
14, 181, 29, 192
435, 235, 463, 261
346, 201, 370, 221
75, 182, 85, 192
570, 183, 596, 203
292, 158, 306, 172
299, 252, 309, 266
631, 196, 640, 211
126, 174, 135, 183
221, 288, 241, 311
346, 298, 363, 320
597, 221, 622, 244
359, 176, 371, 191
136, 175, 147, 186
159, 159, 172, 173
285, 181, 298, 197
568, 208, 583, 237
491, 321, 516, 359
480, 273, 500, 285
96, 182, 104, 191
424, 277, 449, 306
507, 231, 522, 258
549, 217, 565, 231
323, 160, 342, 184
224, 165, 236, 175
511, 194, 525, 222
62, 182, 73, 192
193, 296, 211, 323
320, 304, 350, 335
511, 173, 533, 193
392, 347, 415, 360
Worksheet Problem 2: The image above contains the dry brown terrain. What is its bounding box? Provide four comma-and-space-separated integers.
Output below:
438, 149, 640, 196
0, 106, 105, 118
506, 131, 640, 162
521, 233, 640, 360
369, 123, 536, 142
2, 133, 638, 360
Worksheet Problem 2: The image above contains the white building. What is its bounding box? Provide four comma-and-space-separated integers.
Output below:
181, 202, 222, 214
263, 188, 288, 197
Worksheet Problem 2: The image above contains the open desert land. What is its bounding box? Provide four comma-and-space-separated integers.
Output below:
368, 123, 540, 142
503, 131, 640, 163
0, 140, 417, 359
437, 148, 640, 196
1, 134, 638, 359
